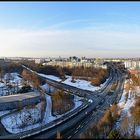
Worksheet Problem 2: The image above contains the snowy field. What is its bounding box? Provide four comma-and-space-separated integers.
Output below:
63, 76, 109, 92
1, 94, 82, 134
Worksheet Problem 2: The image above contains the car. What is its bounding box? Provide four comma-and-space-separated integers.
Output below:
88, 99, 93, 103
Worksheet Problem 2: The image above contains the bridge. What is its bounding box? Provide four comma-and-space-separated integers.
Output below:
0, 92, 41, 111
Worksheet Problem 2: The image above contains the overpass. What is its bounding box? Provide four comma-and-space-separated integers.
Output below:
0, 92, 41, 111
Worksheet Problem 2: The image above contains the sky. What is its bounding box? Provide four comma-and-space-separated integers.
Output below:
0, 2, 140, 58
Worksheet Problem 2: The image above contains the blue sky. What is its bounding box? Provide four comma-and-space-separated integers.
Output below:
0, 2, 140, 58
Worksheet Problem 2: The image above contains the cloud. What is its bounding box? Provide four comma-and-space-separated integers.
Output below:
0, 28, 140, 58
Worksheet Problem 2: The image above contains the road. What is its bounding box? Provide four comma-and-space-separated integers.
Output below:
61, 64, 125, 139
20, 63, 125, 139
0, 62, 125, 139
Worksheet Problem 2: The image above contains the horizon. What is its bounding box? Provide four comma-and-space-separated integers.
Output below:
0, 56, 140, 59
0, 2, 140, 58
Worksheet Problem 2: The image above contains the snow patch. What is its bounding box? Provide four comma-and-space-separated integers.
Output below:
41, 83, 55, 93
62, 76, 100, 92
38, 73, 62, 82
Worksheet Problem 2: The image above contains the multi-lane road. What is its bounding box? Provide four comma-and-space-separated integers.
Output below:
0, 63, 125, 139
20, 63, 125, 139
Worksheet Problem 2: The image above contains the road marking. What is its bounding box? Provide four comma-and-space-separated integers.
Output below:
74, 130, 78, 134
68, 136, 72, 139
81, 125, 84, 128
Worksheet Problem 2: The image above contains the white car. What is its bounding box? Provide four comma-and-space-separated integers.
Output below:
88, 99, 93, 103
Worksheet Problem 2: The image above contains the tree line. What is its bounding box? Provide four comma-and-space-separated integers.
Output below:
22, 62, 109, 86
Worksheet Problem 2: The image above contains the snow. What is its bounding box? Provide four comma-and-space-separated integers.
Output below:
1, 107, 42, 134
135, 126, 140, 136
73, 95, 82, 108
41, 83, 55, 93
0, 83, 5, 88
0, 110, 11, 117
42, 94, 57, 124
115, 79, 136, 136
118, 89, 135, 116
38, 73, 62, 82
62, 76, 101, 92
4, 73, 22, 86
1, 94, 82, 134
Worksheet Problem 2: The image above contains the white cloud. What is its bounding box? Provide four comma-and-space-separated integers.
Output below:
0, 28, 140, 58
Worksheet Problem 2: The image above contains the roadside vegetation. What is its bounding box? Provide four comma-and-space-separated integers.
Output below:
80, 104, 120, 139
51, 89, 74, 115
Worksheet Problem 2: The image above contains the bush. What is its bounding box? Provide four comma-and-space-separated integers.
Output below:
18, 85, 32, 93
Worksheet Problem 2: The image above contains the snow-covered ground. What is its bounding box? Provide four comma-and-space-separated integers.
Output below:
1, 107, 41, 134
1, 94, 82, 134
115, 79, 137, 136
118, 90, 135, 116
37, 73, 62, 82
62, 76, 110, 92
0, 73, 24, 96
41, 83, 55, 93
4, 73, 22, 85
0, 83, 5, 88
0, 110, 11, 117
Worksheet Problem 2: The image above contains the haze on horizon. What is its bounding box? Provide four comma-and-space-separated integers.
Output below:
0, 2, 140, 58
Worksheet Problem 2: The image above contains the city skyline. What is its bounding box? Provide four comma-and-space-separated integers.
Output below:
0, 2, 140, 58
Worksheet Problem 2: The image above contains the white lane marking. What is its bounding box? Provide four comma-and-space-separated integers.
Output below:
68, 136, 72, 139
80, 125, 84, 128
75, 130, 78, 134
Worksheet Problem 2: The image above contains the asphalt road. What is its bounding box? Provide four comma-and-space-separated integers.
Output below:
0, 63, 124, 139
25, 63, 125, 139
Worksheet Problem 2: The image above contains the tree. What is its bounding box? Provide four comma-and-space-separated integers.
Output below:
120, 116, 129, 136
130, 97, 140, 135
108, 129, 121, 139
31, 72, 41, 90
56, 131, 61, 139
40, 90, 46, 122
0, 68, 4, 82
110, 104, 119, 120
21, 69, 31, 84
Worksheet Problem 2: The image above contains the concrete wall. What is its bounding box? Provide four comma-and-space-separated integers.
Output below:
0, 96, 41, 111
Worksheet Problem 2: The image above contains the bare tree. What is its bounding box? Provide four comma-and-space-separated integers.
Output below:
120, 116, 129, 136
56, 131, 61, 139
31, 73, 41, 90
0, 68, 4, 82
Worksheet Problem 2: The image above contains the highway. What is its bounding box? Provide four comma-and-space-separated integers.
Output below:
61, 64, 125, 139
19, 63, 125, 139
0, 62, 125, 139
